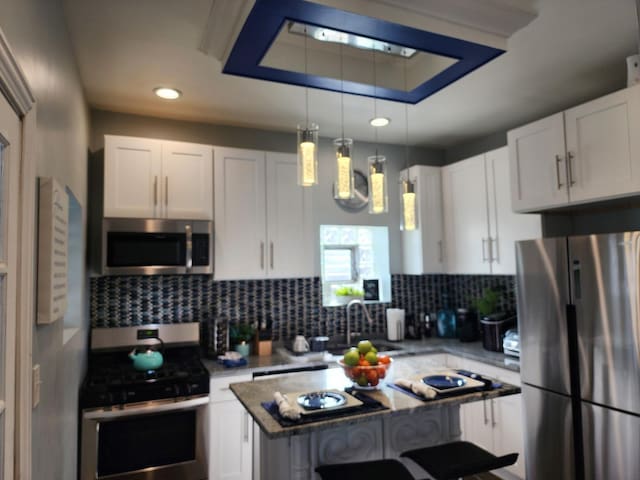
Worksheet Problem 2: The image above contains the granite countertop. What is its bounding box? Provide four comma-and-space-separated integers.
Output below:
202, 338, 520, 378
229, 354, 521, 439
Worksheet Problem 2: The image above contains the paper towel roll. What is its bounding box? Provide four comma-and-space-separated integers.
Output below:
386, 308, 405, 341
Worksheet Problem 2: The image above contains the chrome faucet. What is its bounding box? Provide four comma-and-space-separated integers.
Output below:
346, 298, 374, 345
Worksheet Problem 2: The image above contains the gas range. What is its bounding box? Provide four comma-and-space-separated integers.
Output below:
80, 323, 210, 480
80, 345, 209, 409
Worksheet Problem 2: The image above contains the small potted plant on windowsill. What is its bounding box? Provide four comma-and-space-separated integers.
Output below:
230, 323, 256, 357
335, 286, 364, 306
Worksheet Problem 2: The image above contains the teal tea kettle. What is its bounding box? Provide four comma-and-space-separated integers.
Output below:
129, 338, 164, 371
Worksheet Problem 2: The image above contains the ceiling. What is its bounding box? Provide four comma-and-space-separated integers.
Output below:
63, 0, 640, 148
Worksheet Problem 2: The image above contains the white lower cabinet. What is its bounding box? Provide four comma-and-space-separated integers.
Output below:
449, 357, 525, 479
209, 375, 253, 480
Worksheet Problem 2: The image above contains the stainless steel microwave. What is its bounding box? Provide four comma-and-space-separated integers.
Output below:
102, 218, 213, 275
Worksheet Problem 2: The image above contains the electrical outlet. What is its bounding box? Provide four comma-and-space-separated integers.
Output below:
32, 364, 41, 408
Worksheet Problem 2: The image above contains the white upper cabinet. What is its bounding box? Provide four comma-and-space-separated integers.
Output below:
401, 165, 444, 274
443, 148, 541, 275
442, 155, 490, 274
161, 141, 213, 220
564, 86, 640, 203
104, 136, 162, 218
486, 148, 542, 275
214, 148, 267, 280
266, 152, 313, 279
214, 147, 313, 280
508, 113, 568, 212
508, 85, 640, 212
104, 135, 213, 220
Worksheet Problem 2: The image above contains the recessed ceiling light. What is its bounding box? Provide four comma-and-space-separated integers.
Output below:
153, 87, 182, 100
370, 117, 390, 127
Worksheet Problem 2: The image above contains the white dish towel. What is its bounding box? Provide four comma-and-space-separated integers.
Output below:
395, 378, 437, 399
273, 391, 301, 420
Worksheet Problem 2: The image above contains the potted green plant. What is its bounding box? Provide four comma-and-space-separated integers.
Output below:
334, 286, 364, 305
471, 288, 500, 319
230, 323, 256, 357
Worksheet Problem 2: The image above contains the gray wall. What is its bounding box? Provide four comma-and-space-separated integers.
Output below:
90, 109, 445, 274
0, 1, 89, 479
444, 131, 507, 164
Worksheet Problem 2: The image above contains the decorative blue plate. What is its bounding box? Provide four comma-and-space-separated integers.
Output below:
422, 375, 467, 390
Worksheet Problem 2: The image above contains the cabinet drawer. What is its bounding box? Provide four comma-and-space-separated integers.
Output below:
210, 374, 252, 403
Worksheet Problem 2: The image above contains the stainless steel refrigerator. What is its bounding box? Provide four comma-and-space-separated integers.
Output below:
516, 233, 640, 480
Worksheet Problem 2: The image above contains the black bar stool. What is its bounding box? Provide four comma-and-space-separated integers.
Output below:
315, 459, 420, 480
401, 441, 518, 480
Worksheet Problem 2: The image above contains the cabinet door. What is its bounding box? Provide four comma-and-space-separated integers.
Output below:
460, 400, 494, 453
214, 147, 267, 280
565, 86, 640, 204
401, 166, 444, 274
507, 113, 568, 212
161, 141, 213, 220
442, 155, 490, 274
209, 399, 253, 480
486, 147, 541, 275
265, 152, 313, 278
104, 135, 162, 218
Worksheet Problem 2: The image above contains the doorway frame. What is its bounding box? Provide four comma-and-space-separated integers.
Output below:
0, 26, 37, 480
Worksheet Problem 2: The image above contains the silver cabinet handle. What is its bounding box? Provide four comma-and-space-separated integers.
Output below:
185, 224, 193, 271
270, 242, 274, 269
490, 237, 499, 263
483, 399, 488, 425
438, 240, 443, 263
482, 238, 489, 262
490, 399, 496, 427
555, 154, 564, 190
165, 176, 169, 206
243, 411, 249, 442
567, 151, 576, 186
153, 176, 158, 206
260, 242, 265, 270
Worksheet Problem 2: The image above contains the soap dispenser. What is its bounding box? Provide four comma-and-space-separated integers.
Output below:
436, 294, 457, 338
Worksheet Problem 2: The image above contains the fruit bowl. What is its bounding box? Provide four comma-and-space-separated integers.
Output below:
337, 357, 392, 389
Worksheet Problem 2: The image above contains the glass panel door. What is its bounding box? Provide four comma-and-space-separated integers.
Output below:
0, 91, 22, 480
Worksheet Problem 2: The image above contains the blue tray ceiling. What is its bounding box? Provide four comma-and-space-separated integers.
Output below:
223, 0, 505, 104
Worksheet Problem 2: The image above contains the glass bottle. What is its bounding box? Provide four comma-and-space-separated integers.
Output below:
436, 294, 457, 338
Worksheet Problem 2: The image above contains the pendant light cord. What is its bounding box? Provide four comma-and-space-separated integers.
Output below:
403, 56, 409, 173
340, 42, 345, 141
304, 27, 309, 127
372, 47, 379, 157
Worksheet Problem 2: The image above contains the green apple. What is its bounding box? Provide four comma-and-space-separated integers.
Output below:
364, 351, 378, 365
343, 348, 360, 367
357, 340, 373, 355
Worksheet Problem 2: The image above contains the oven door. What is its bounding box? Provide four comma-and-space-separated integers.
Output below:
81, 396, 209, 480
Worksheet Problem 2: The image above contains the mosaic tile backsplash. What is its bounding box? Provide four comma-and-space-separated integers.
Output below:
90, 274, 516, 353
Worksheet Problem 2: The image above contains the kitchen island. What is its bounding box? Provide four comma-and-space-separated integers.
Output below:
230, 354, 520, 479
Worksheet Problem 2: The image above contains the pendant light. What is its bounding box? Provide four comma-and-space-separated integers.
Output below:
368, 47, 388, 214
334, 43, 354, 200
297, 26, 319, 187
400, 57, 417, 230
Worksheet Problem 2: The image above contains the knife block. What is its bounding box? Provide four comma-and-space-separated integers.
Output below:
254, 330, 272, 356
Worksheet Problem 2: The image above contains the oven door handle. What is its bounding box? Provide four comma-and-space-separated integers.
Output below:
83, 396, 209, 421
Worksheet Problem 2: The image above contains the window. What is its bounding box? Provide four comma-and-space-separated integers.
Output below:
320, 225, 391, 306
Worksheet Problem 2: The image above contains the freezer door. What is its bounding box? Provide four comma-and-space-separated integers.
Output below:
516, 238, 572, 394
569, 233, 640, 415
582, 401, 640, 479
521, 384, 575, 480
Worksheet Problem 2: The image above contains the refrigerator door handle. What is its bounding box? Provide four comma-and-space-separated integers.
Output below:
572, 260, 582, 300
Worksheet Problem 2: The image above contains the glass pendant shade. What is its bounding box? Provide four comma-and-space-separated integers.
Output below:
368, 155, 388, 214
400, 178, 418, 230
297, 124, 319, 186
333, 138, 354, 199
